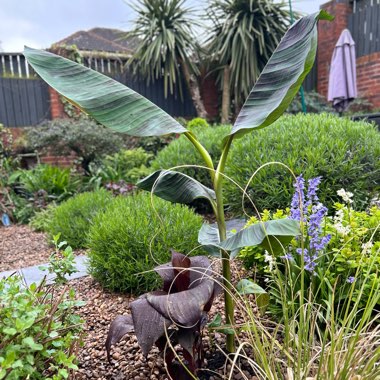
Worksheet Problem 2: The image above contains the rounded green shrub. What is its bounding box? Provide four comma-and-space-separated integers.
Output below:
87, 193, 203, 294
151, 125, 229, 188
224, 113, 380, 213
187, 117, 210, 129
45, 189, 113, 248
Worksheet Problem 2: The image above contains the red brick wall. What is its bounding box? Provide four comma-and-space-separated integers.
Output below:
356, 52, 380, 108
318, 0, 380, 109
317, 1, 352, 97
49, 87, 67, 119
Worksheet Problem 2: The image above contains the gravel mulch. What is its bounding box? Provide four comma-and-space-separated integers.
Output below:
0, 225, 53, 272
72, 263, 259, 380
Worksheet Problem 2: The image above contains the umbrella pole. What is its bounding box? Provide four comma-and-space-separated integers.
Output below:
289, 0, 307, 114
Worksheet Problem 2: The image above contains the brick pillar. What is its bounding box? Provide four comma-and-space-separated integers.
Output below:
317, 0, 353, 97
48, 87, 67, 119
200, 70, 219, 121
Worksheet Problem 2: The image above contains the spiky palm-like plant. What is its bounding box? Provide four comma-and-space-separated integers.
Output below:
207, 0, 292, 122
127, 0, 207, 118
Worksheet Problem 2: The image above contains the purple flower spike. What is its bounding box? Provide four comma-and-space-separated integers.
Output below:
290, 175, 306, 221
291, 175, 330, 274
347, 276, 355, 284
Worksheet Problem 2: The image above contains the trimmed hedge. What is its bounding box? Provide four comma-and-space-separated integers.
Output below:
87, 193, 203, 294
45, 189, 113, 248
225, 113, 380, 213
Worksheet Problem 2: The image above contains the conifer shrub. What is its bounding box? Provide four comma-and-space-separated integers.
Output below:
45, 189, 113, 248
87, 193, 203, 293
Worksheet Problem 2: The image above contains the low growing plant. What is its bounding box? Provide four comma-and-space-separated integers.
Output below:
25, 10, 331, 372
44, 189, 113, 248
29, 203, 57, 232
240, 177, 380, 321
187, 117, 210, 129
87, 192, 203, 293
88, 147, 152, 187
0, 238, 84, 380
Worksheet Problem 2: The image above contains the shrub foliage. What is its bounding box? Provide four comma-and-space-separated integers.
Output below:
88, 193, 203, 293
225, 113, 380, 213
44, 189, 113, 248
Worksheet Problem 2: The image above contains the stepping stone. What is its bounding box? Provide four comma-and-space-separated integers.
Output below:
0, 255, 89, 287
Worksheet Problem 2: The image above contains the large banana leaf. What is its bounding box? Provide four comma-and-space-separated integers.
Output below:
23, 47, 186, 137
230, 10, 333, 139
199, 219, 299, 255
137, 170, 216, 205
219, 219, 300, 253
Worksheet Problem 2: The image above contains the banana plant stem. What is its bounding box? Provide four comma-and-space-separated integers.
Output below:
214, 135, 235, 352
184, 131, 215, 182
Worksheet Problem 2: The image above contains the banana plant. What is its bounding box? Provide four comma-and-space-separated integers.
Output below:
24, 10, 332, 353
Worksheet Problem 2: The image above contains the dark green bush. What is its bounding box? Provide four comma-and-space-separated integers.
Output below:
224, 113, 380, 213
26, 118, 125, 171
88, 193, 203, 294
45, 189, 113, 248
151, 125, 229, 188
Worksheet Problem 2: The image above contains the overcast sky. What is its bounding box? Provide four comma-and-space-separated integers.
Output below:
0, 0, 328, 52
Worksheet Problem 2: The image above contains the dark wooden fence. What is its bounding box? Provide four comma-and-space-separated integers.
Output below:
0, 77, 51, 127
0, 52, 196, 128
349, 0, 380, 57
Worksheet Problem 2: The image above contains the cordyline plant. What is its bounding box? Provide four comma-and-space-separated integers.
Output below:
24, 8, 332, 366
106, 250, 220, 378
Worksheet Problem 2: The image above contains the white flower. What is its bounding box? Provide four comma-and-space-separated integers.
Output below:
333, 208, 351, 236
337, 188, 353, 204
334, 223, 351, 236
361, 241, 373, 255
264, 250, 275, 272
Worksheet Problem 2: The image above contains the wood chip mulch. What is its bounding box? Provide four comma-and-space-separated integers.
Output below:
1, 225, 260, 379
0, 225, 53, 272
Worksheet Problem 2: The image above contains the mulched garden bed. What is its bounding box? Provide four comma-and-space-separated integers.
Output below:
72, 276, 258, 380
0, 225, 85, 272
1, 225, 259, 379
0, 225, 53, 272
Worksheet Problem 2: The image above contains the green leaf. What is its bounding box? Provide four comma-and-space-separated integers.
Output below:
236, 279, 266, 295
197, 223, 239, 257
137, 170, 216, 205
208, 313, 222, 328
256, 293, 270, 315
23, 47, 186, 137
230, 11, 333, 139
3, 327, 17, 336
219, 219, 300, 252
22, 337, 43, 351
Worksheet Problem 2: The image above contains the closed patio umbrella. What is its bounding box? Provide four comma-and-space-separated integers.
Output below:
328, 29, 357, 113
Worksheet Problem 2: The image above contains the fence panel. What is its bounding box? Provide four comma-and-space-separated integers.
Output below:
349, 0, 380, 57
0, 77, 51, 127
114, 71, 196, 118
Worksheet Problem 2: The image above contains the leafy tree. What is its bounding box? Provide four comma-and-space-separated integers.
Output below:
127, 0, 207, 118
206, 0, 292, 122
